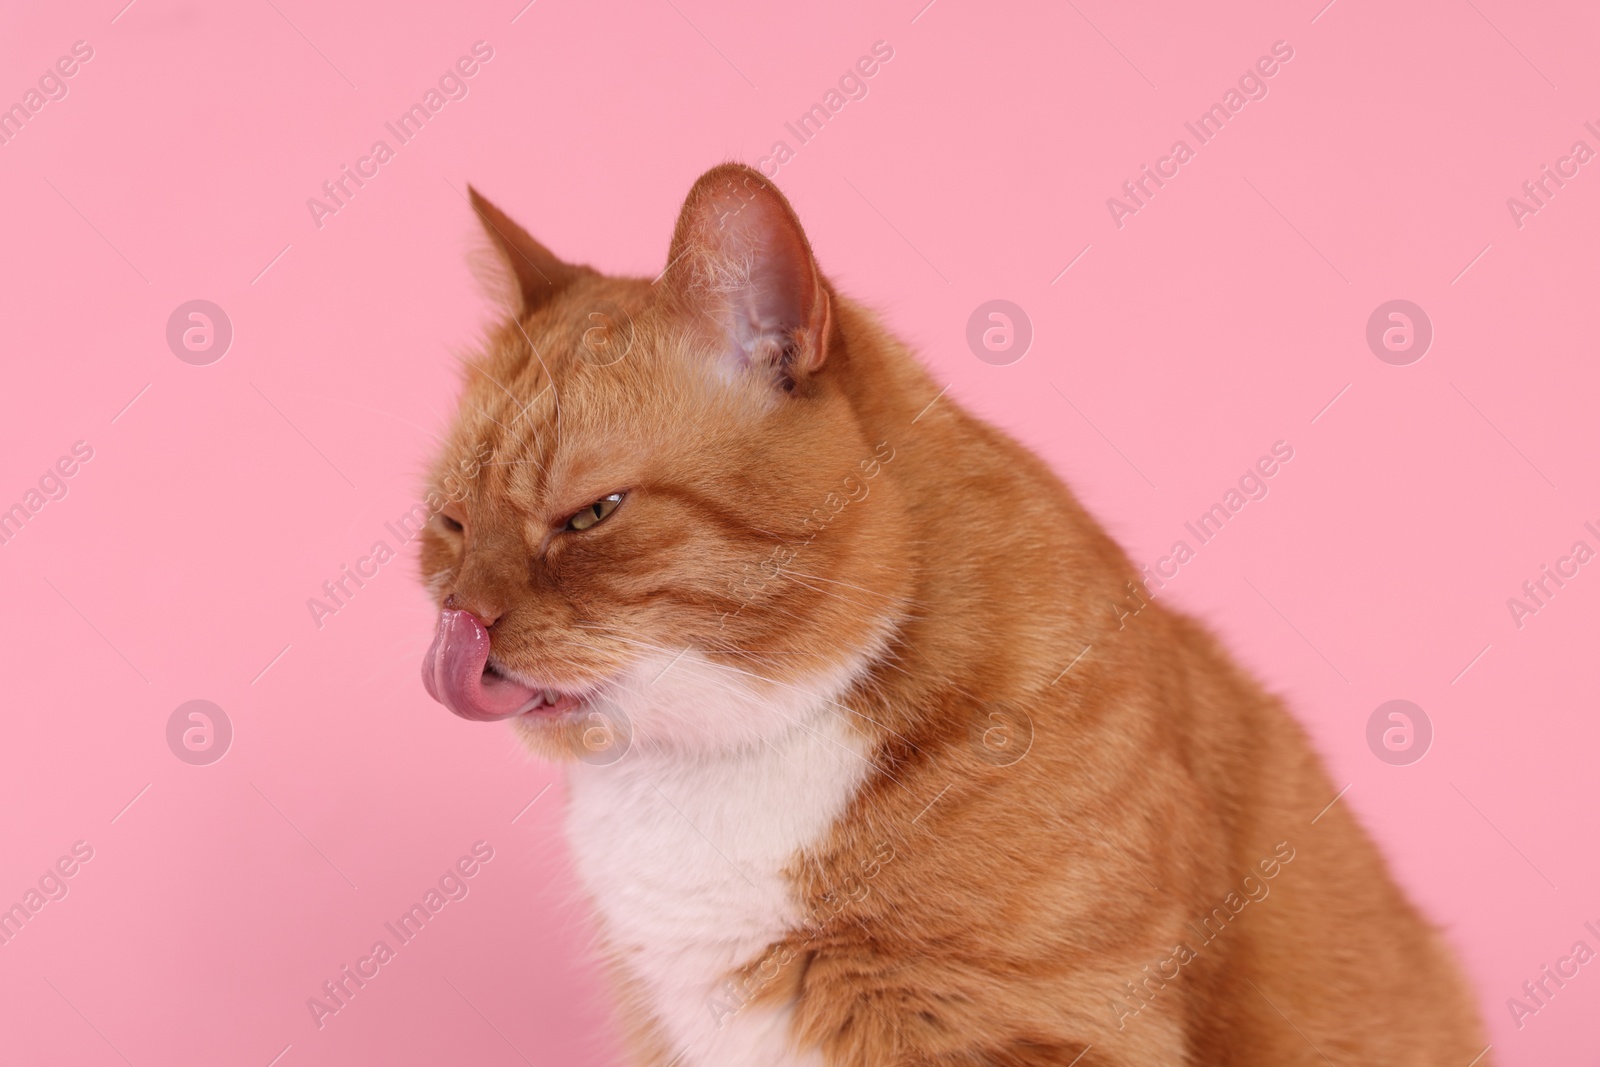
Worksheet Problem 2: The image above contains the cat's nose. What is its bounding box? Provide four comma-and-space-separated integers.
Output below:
444, 592, 502, 628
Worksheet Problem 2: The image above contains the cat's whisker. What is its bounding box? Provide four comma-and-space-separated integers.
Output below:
776, 569, 907, 605
511, 318, 563, 454
461, 365, 552, 482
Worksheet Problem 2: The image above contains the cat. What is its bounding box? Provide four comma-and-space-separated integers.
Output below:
417, 163, 1493, 1066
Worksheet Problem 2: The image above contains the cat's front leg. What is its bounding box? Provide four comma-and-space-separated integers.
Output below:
783, 954, 1190, 1067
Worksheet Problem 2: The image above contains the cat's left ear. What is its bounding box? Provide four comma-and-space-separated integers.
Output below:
664, 164, 832, 386
467, 185, 582, 315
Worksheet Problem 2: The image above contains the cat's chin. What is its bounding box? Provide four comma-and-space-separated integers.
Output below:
509, 691, 632, 765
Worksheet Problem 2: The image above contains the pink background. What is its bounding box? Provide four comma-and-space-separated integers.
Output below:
2, 0, 1597, 1063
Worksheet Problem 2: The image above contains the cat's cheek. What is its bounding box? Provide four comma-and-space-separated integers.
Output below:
538, 539, 571, 576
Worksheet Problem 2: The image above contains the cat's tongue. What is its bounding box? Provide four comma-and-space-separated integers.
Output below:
421, 609, 540, 721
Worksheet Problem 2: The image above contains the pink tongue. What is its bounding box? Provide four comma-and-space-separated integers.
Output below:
421, 609, 540, 721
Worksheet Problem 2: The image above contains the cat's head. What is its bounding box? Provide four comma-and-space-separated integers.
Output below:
417, 164, 911, 762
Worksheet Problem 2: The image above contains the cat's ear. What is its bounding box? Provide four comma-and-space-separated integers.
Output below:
664, 164, 832, 386
467, 185, 581, 315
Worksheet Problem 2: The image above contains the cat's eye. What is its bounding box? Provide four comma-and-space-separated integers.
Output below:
566, 493, 624, 532
437, 508, 465, 533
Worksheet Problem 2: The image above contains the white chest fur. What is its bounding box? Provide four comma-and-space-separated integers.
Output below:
564, 656, 872, 1067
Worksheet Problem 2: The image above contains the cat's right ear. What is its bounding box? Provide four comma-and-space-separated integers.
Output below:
662, 164, 833, 389
467, 186, 580, 315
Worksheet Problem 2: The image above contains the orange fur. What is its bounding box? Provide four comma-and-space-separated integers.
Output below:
418, 165, 1492, 1065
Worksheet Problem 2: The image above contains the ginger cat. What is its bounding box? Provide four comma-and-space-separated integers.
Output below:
417, 164, 1492, 1066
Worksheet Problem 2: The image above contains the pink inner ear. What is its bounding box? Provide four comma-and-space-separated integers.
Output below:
675, 170, 829, 378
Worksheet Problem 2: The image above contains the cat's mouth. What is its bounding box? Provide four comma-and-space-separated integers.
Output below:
482, 660, 585, 718
421, 608, 586, 721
